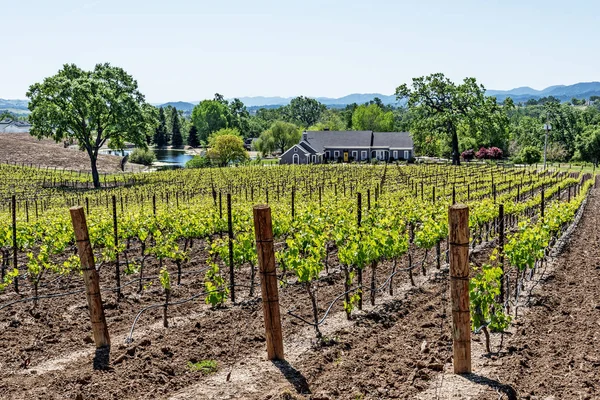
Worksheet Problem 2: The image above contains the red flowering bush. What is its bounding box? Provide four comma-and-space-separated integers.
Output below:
461, 149, 475, 161
475, 147, 489, 159
488, 147, 503, 159
474, 146, 504, 160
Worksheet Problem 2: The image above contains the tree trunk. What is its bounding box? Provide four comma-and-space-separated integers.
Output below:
90, 154, 101, 188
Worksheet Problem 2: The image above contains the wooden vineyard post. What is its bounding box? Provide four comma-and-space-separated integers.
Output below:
357, 192, 363, 310
253, 205, 284, 361
291, 186, 295, 220
112, 195, 121, 300
12, 195, 18, 293
69, 206, 111, 370
540, 188, 545, 220
227, 193, 235, 304
498, 204, 505, 304
448, 204, 471, 374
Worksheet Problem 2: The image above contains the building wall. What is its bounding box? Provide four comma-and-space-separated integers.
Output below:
324, 148, 372, 162
279, 145, 311, 164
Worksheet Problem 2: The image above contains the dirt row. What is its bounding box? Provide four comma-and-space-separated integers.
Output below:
0, 189, 598, 399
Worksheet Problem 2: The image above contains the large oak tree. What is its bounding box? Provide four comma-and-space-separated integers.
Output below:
27, 63, 156, 187
396, 73, 504, 165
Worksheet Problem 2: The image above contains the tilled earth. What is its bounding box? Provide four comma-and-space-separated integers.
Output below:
0, 133, 140, 172
487, 188, 600, 399
0, 189, 598, 399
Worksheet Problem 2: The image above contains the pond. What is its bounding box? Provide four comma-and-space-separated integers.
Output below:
99, 148, 196, 169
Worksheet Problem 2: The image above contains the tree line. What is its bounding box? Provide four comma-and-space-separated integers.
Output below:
24, 64, 600, 188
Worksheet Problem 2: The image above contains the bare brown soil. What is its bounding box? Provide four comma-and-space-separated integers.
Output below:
0, 190, 598, 399
0, 133, 139, 173
488, 188, 600, 399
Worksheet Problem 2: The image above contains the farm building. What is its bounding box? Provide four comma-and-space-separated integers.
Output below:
0, 118, 32, 133
280, 130, 414, 164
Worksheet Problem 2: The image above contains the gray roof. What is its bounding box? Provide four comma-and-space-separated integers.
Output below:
372, 131, 413, 148
0, 119, 32, 133
302, 130, 413, 151
298, 141, 317, 154
304, 131, 373, 151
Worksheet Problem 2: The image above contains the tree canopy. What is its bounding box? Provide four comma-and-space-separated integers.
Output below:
351, 104, 395, 131
27, 63, 156, 187
191, 100, 230, 144
257, 121, 301, 154
396, 73, 505, 165
206, 132, 248, 166
285, 96, 326, 128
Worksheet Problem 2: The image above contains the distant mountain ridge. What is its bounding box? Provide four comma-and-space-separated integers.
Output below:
486, 81, 600, 102
4, 82, 600, 112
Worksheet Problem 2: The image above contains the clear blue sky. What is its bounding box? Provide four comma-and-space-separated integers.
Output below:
2, 0, 598, 103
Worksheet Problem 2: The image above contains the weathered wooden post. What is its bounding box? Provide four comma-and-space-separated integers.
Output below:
541, 188, 545, 220
357, 192, 363, 310
291, 186, 295, 220
227, 193, 235, 304
448, 204, 471, 374
253, 205, 284, 361
70, 206, 111, 370
498, 204, 505, 304
12, 195, 18, 293
112, 195, 121, 300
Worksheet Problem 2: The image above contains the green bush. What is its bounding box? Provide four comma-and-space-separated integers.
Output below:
520, 146, 541, 165
129, 148, 156, 166
186, 155, 212, 169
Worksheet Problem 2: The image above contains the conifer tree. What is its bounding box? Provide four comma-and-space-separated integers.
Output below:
188, 125, 200, 147
153, 107, 168, 147
171, 107, 183, 147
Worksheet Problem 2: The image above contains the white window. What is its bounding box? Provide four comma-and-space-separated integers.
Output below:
292, 154, 299, 164
334, 150, 340, 158
404, 150, 409, 159
352, 151, 358, 160
361, 151, 367, 160
294, 147, 297, 152
393, 150, 398, 159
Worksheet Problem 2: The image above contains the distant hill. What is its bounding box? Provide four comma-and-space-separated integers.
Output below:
5, 82, 600, 113
236, 93, 399, 107
0, 99, 29, 114
156, 101, 197, 113
486, 82, 600, 102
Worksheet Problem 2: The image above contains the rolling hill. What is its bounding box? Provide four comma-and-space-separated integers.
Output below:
4, 81, 600, 113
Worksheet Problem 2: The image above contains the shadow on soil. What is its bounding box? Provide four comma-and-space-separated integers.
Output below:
272, 360, 311, 395
462, 373, 517, 400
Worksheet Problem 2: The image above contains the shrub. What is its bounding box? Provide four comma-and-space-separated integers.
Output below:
475, 147, 489, 159
129, 148, 156, 166
461, 149, 475, 161
186, 155, 212, 169
520, 146, 542, 164
488, 147, 503, 160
